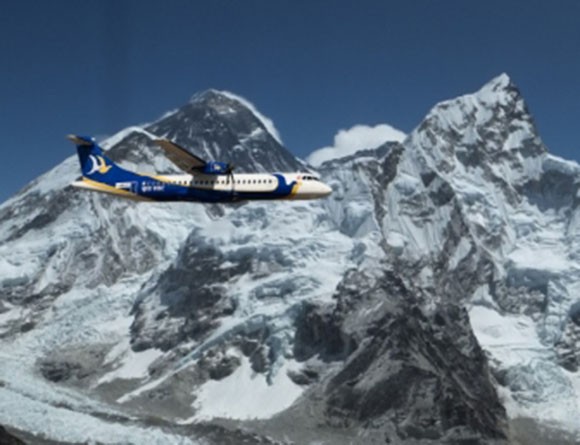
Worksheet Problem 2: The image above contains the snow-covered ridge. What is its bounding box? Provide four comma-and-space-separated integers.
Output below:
219, 90, 283, 145
100, 126, 158, 150
543, 153, 580, 176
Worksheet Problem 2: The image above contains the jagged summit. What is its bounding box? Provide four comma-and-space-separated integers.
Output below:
411, 73, 544, 179
188, 88, 250, 115
480, 72, 513, 93
188, 89, 283, 145
428, 72, 527, 118
189, 88, 226, 103
475, 72, 528, 112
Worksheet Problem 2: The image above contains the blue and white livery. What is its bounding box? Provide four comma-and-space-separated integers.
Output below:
69, 135, 332, 203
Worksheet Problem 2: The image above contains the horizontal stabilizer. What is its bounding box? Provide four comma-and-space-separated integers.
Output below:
67, 135, 94, 146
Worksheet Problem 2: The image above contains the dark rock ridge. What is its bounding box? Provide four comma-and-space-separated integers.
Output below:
0, 426, 26, 445
291, 268, 507, 443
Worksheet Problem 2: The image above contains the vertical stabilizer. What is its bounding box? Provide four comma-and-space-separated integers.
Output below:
67, 135, 138, 185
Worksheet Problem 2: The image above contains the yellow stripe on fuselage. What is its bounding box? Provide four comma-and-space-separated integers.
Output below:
79, 178, 152, 202
288, 181, 302, 199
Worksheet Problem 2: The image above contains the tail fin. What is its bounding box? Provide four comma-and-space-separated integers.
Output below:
67, 135, 136, 184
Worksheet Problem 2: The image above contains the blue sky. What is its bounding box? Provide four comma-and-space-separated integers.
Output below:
1, 0, 579, 203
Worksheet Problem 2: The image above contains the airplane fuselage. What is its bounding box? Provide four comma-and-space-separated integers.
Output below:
72, 172, 331, 202
69, 135, 332, 203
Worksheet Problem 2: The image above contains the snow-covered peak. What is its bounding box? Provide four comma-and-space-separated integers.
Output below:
145, 89, 303, 173
189, 88, 222, 102
408, 72, 543, 180
426, 72, 523, 120
190, 89, 283, 145
473, 72, 525, 111
478, 72, 512, 95
307, 123, 406, 167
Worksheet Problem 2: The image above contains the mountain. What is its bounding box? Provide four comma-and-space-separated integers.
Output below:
1, 79, 579, 445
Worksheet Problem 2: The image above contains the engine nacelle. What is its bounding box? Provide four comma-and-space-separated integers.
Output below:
202, 161, 231, 175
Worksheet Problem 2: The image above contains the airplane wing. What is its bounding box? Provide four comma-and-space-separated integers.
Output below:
154, 139, 206, 173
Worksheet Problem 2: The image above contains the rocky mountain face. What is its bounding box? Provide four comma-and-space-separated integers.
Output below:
0, 79, 579, 445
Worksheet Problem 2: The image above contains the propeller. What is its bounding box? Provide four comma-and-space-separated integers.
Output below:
226, 163, 236, 197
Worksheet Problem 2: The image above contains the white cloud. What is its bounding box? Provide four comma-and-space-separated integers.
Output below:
307, 124, 406, 167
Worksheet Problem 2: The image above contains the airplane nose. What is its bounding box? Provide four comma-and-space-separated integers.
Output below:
321, 183, 332, 196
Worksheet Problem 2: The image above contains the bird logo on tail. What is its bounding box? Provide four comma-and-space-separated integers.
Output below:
87, 155, 112, 175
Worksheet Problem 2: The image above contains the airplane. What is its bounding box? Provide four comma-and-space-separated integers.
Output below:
68, 135, 332, 203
